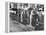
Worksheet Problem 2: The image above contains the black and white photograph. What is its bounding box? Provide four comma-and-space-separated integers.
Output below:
6, 2, 44, 32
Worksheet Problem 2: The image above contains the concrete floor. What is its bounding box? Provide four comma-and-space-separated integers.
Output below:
10, 20, 34, 32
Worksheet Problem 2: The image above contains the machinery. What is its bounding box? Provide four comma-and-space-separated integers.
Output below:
9, 3, 44, 30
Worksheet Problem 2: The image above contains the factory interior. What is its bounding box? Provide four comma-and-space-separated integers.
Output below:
9, 2, 44, 32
